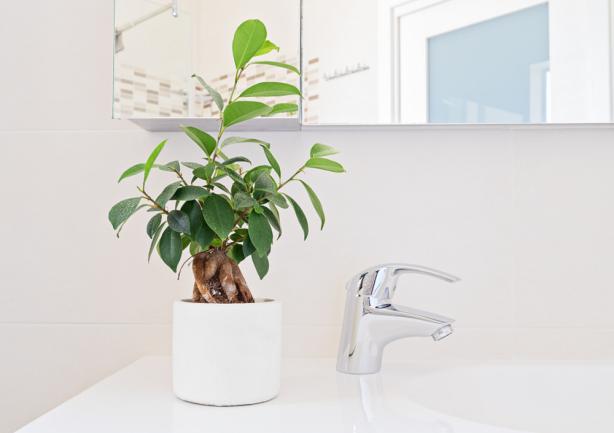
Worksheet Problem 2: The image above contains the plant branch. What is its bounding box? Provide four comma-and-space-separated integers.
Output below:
227, 68, 243, 104
228, 211, 249, 235
211, 67, 245, 166
177, 252, 201, 280
173, 169, 189, 186
278, 165, 305, 190
137, 186, 168, 214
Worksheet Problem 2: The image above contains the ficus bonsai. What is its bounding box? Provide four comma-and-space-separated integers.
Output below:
108, 19, 344, 304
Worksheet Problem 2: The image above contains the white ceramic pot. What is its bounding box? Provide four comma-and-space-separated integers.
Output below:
172, 298, 281, 406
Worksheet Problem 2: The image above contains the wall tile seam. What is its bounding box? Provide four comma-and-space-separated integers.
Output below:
510, 129, 520, 329
0, 128, 140, 134
0, 322, 171, 326
2, 323, 614, 331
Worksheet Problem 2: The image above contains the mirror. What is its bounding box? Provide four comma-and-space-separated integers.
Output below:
302, 0, 614, 125
113, 0, 300, 121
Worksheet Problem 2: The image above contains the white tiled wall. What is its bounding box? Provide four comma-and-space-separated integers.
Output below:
1, 1, 614, 433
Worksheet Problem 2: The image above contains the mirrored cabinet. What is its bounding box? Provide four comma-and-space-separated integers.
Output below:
113, 0, 300, 129
114, 0, 614, 129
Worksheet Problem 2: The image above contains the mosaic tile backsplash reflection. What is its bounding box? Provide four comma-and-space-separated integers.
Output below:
113, 56, 319, 121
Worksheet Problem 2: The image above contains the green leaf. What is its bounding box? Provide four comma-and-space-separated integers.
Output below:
148, 222, 166, 262
239, 82, 301, 98
231, 181, 247, 196
183, 201, 215, 249
146, 214, 162, 239
172, 186, 210, 201
167, 210, 190, 233
299, 180, 325, 230
158, 161, 180, 172
144, 140, 167, 186
180, 201, 199, 219
182, 161, 204, 170
233, 19, 267, 69
243, 238, 256, 258
213, 182, 231, 194
260, 145, 281, 178
248, 211, 273, 256
244, 165, 272, 184
118, 163, 145, 183
114, 203, 147, 237
264, 103, 299, 117
254, 172, 277, 194
252, 252, 269, 279
159, 227, 182, 272
227, 244, 246, 264
270, 203, 283, 238
202, 194, 235, 239
193, 163, 215, 181
233, 191, 255, 209
218, 165, 246, 187
193, 224, 215, 250
310, 143, 340, 158
222, 156, 251, 165
221, 136, 270, 148
109, 197, 142, 230
284, 194, 309, 240
304, 157, 345, 173
253, 40, 279, 57
252, 61, 299, 74
181, 126, 217, 156
189, 241, 203, 256
192, 74, 224, 112
267, 192, 289, 209
155, 181, 183, 209
223, 101, 272, 127
181, 201, 206, 238
262, 206, 281, 238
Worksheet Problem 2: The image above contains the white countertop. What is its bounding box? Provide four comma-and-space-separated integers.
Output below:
16, 356, 612, 433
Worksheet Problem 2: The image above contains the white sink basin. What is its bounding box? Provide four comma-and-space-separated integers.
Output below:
16, 357, 614, 433
371, 362, 614, 433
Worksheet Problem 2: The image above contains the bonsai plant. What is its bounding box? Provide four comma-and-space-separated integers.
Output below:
108, 19, 344, 304
108, 19, 344, 406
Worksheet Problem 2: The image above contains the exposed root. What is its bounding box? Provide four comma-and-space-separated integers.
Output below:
191, 249, 255, 303
231, 261, 254, 303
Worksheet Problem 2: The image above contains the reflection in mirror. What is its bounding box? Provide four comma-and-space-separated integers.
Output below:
303, 0, 614, 125
113, 0, 300, 120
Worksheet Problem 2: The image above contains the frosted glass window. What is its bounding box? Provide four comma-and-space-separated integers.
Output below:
427, 4, 550, 124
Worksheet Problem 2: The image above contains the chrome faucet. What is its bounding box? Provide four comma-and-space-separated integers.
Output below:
336, 263, 460, 374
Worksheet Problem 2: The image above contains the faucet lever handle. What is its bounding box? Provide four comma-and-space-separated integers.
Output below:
388, 263, 460, 283
348, 263, 460, 303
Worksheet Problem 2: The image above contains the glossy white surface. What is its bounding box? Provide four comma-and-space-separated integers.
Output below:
129, 117, 300, 132
16, 357, 614, 433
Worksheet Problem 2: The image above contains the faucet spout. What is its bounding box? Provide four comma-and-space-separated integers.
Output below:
367, 303, 455, 341
432, 324, 453, 341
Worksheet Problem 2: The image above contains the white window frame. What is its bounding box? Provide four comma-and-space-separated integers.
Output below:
378, 0, 547, 123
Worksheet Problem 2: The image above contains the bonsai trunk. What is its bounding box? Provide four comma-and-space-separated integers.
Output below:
191, 248, 255, 303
